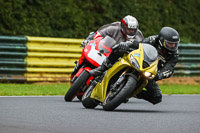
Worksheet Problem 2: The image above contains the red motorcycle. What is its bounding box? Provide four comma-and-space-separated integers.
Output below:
64, 36, 116, 101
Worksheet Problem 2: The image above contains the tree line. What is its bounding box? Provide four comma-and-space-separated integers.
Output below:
0, 0, 199, 43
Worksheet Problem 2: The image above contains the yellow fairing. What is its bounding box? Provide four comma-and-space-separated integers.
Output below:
90, 58, 131, 102
126, 44, 158, 76
91, 43, 158, 102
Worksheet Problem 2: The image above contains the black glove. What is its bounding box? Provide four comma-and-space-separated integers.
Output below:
129, 40, 139, 49
118, 42, 130, 53
154, 72, 163, 81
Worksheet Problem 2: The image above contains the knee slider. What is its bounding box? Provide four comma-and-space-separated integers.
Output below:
152, 94, 162, 105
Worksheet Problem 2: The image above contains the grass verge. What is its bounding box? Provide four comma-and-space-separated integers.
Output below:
160, 83, 200, 94
0, 83, 69, 96
0, 83, 200, 96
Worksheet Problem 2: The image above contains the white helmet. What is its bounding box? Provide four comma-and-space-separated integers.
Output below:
121, 15, 139, 39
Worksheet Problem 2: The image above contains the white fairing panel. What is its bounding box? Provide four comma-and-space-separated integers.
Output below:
88, 46, 106, 65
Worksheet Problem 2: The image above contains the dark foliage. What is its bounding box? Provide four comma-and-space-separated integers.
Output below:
0, 0, 199, 43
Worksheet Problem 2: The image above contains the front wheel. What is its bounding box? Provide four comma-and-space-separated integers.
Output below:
64, 70, 90, 102
82, 85, 100, 109
103, 76, 137, 111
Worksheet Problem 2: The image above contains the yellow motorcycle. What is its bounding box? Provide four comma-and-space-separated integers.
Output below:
82, 43, 158, 111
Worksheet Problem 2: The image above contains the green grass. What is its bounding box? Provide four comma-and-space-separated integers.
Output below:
0, 83, 200, 96
160, 84, 200, 94
0, 83, 70, 96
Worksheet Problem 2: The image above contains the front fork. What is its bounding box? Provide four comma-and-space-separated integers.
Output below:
110, 69, 128, 92
72, 61, 80, 75
110, 68, 142, 98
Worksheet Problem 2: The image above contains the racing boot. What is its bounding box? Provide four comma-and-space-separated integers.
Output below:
90, 58, 113, 77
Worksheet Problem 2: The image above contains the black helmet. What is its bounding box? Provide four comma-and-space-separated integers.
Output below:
121, 15, 139, 39
158, 27, 180, 52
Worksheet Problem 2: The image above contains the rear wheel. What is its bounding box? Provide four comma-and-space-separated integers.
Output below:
82, 85, 100, 108
64, 70, 90, 102
103, 76, 137, 111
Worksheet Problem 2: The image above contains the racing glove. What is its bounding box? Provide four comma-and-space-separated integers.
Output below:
81, 32, 96, 48
154, 72, 163, 81
128, 40, 139, 49
154, 68, 174, 81
118, 42, 130, 52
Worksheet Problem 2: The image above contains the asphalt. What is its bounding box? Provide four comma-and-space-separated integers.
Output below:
0, 95, 200, 133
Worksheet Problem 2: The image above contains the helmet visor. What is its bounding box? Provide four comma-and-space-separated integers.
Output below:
164, 40, 179, 51
125, 27, 137, 36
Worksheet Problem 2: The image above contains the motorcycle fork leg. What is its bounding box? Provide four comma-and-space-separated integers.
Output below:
110, 68, 129, 91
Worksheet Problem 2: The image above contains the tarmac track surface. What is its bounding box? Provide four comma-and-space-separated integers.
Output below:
0, 95, 200, 133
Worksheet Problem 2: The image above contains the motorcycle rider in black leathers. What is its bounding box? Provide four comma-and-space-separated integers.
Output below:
90, 26, 180, 105
135, 27, 180, 104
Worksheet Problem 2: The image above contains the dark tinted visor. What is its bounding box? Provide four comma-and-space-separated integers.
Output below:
164, 40, 179, 51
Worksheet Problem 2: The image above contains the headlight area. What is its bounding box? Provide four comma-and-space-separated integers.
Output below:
143, 72, 155, 79
130, 55, 140, 69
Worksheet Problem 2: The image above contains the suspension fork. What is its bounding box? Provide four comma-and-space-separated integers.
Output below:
110, 68, 130, 91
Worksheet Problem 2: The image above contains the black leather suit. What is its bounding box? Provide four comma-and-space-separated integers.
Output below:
136, 35, 179, 104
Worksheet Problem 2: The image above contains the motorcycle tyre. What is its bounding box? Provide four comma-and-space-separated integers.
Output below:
103, 76, 137, 111
82, 85, 99, 109
64, 70, 90, 102
77, 95, 83, 101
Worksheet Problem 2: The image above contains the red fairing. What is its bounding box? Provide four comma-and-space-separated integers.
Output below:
78, 51, 86, 65
68, 35, 115, 101
74, 67, 92, 78
101, 44, 112, 56
93, 32, 102, 40
84, 67, 92, 72
74, 68, 84, 77
83, 37, 104, 67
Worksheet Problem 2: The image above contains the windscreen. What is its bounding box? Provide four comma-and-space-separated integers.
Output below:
143, 43, 158, 66
98, 36, 116, 53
